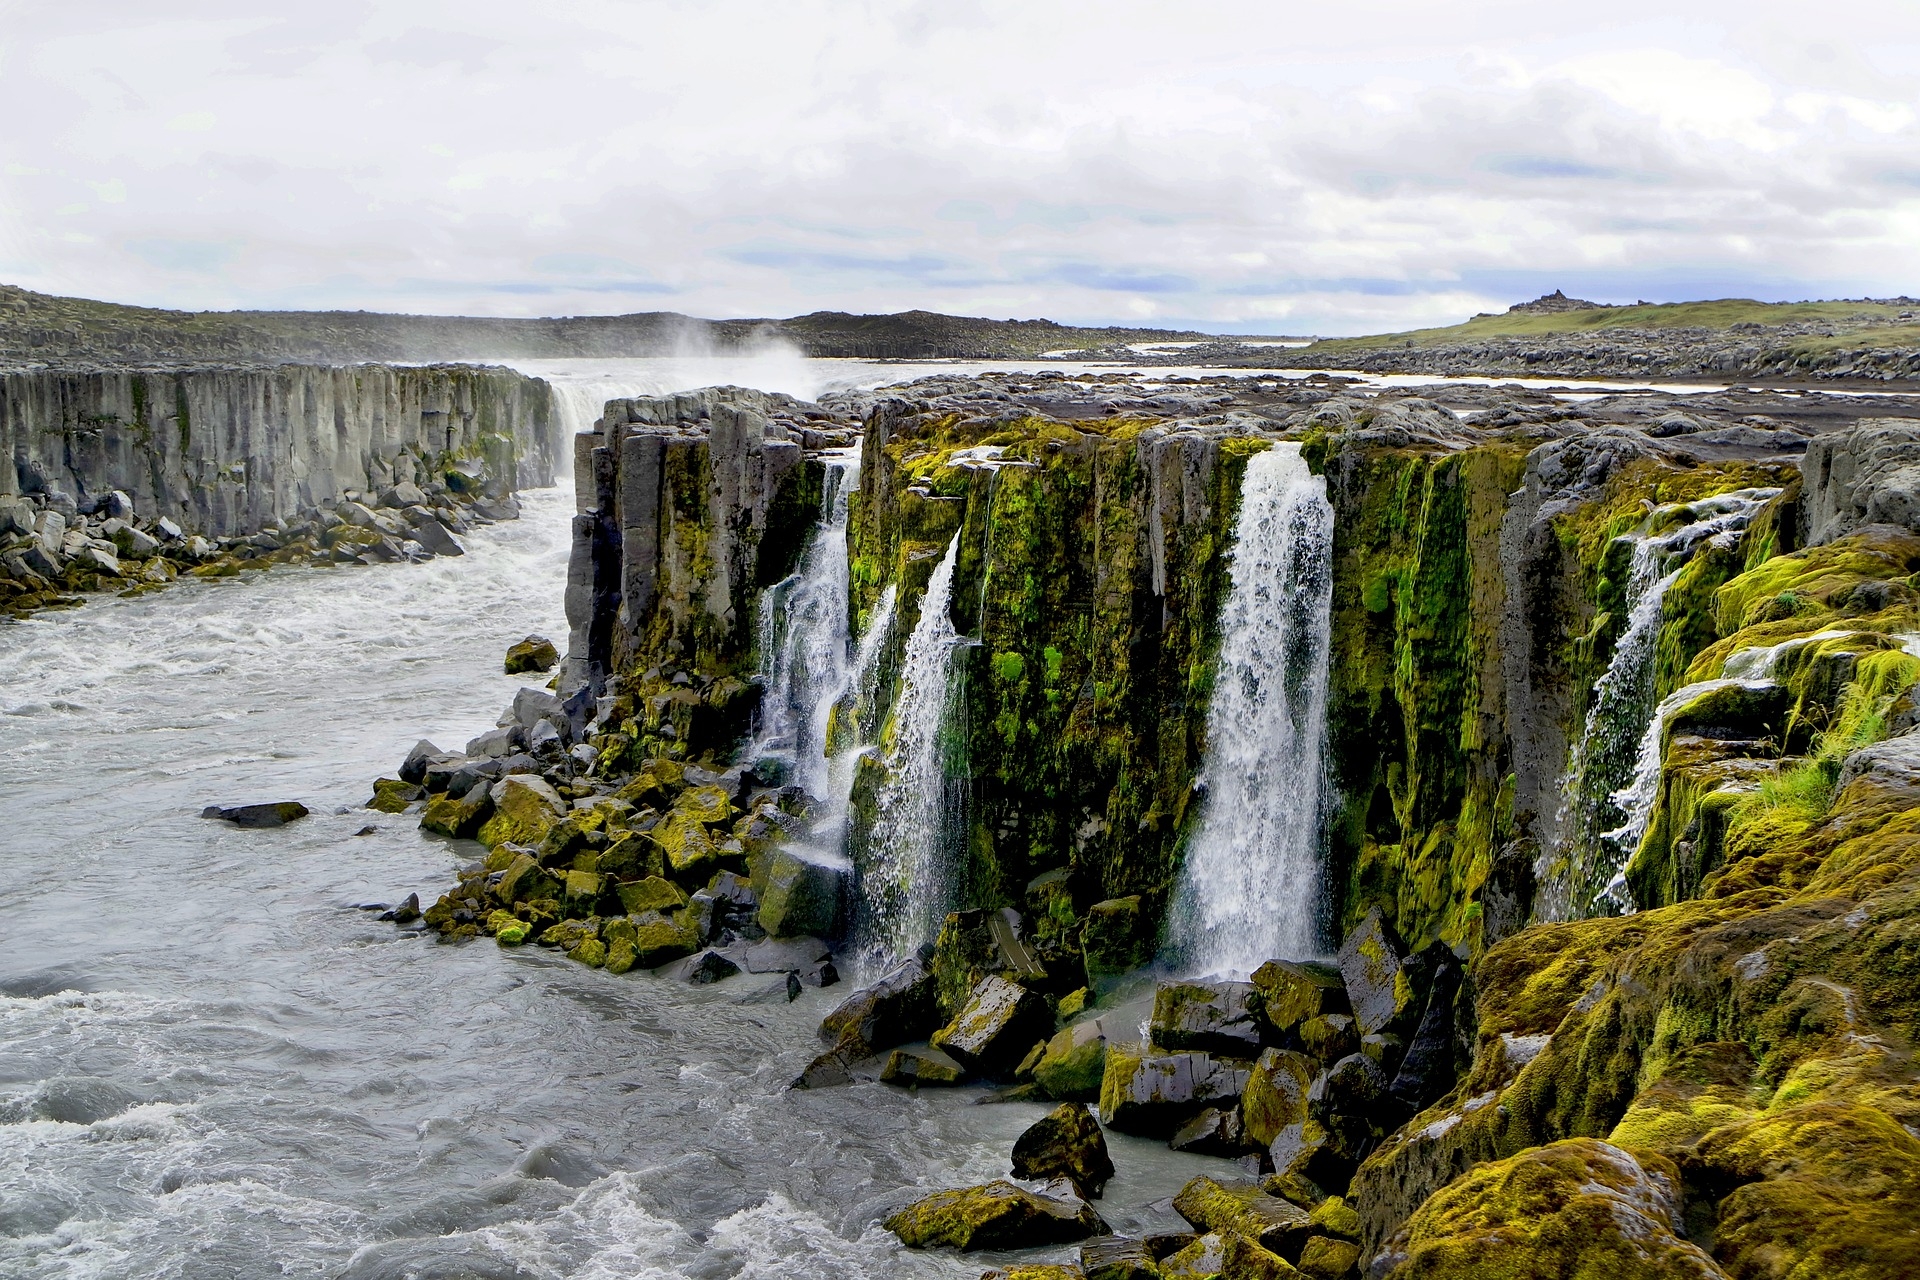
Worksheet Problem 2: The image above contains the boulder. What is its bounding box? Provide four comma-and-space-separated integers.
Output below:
1243, 1048, 1317, 1148
1152, 979, 1262, 1056
931, 975, 1055, 1077
200, 801, 308, 828
504, 634, 561, 674
1080, 1236, 1159, 1280
1034, 1018, 1110, 1101
1011, 1102, 1116, 1199
981, 1266, 1086, 1280
818, 952, 938, 1055
616, 876, 689, 914
1172, 1177, 1314, 1259
882, 1044, 967, 1087
407, 514, 463, 557
757, 847, 850, 938
476, 775, 567, 849
885, 1179, 1107, 1251
400, 739, 444, 785
1100, 1042, 1251, 1137
668, 949, 741, 984
1386, 955, 1463, 1117
1160, 1231, 1301, 1280
1306, 1054, 1387, 1140
1336, 908, 1414, 1036
628, 909, 701, 968
1296, 1235, 1360, 1279
76, 545, 120, 576
420, 789, 493, 839
1268, 1121, 1353, 1192
1250, 959, 1349, 1039
381, 481, 428, 509
497, 853, 559, 904
1081, 895, 1155, 992
1169, 1106, 1251, 1157
1299, 1014, 1359, 1066
466, 726, 524, 759
368, 778, 425, 813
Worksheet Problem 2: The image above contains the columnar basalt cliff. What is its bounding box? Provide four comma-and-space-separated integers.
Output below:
1, 362, 560, 533
389, 371, 1920, 1280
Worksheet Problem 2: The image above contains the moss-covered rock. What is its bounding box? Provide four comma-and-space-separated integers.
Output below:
1172, 1176, 1314, 1260
885, 1179, 1107, 1251
476, 775, 566, 849
368, 777, 424, 813
1035, 1019, 1111, 1101
1161, 1229, 1303, 1280
1243, 1048, 1317, 1149
757, 847, 849, 938
420, 788, 492, 839
1010, 1102, 1116, 1199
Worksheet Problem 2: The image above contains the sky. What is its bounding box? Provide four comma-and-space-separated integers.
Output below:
2, 1, 1919, 335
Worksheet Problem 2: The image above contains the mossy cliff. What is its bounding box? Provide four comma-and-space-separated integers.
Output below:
0, 363, 560, 536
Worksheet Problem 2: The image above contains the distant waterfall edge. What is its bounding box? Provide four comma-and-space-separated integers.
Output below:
1165, 443, 1336, 978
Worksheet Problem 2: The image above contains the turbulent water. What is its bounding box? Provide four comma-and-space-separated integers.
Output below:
1543, 488, 1780, 919
851, 534, 969, 978
0, 490, 1219, 1280
1167, 444, 1336, 976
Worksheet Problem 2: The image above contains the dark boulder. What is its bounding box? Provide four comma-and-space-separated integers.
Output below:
1151, 980, 1262, 1056
1386, 952, 1464, 1117
1250, 958, 1349, 1040
505, 635, 561, 675
1299, 1013, 1359, 1065
400, 739, 444, 784
1081, 895, 1156, 993
1011, 1102, 1116, 1199
1171, 1176, 1314, 1259
1242, 1048, 1316, 1149
932, 974, 1054, 1078
1168, 1106, 1252, 1157
1099, 1042, 1251, 1137
200, 801, 309, 828
668, 949, 741, 984
818, 950, 937, 1056
1336, 908, 1416, 1036
1080, 1236, 1159, 1280
881, 1044, 966, 1087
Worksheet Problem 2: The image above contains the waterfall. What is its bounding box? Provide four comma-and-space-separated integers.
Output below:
1541, 487, 1780, 919
750, 448, 860, 799
1167, 443, 1335, 977
852, 533, 968, 975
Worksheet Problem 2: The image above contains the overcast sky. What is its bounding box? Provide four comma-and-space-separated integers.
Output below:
3, 2, 1919, 334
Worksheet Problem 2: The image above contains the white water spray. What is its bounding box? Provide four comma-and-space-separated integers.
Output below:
1543, 488, 1779, 919
853, 534, 967, 974
751, 449, 860, 799
1168, 444, 1335, 976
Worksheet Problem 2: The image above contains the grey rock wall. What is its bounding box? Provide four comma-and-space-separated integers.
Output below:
1, 363, 561, 537
1800, 418, 1920, 545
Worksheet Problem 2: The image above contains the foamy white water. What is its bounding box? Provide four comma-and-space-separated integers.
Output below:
1167, 444, 1335, 976
853, 534, 968, 976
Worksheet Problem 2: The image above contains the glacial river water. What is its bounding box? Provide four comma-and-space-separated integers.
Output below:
0, 480, 1217, 1280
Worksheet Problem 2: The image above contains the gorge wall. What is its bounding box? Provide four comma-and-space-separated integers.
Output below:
1, 362, 561, 537
518, 371, 1920, 1279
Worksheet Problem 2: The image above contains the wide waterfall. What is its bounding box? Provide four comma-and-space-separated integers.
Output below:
1167, 443, 1335, 976
1542, 487, 1780, 919
852, 533, 968, 975
751, 449, 860, 798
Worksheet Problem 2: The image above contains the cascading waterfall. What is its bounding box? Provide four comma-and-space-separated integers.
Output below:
852, 533, 968, 975
1167, 443, 1335, 976
1541, 487, 1780, 919
750, 448, 860, 799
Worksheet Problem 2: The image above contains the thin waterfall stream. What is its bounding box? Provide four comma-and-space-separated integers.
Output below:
1167, 443, 1335, 976
853, 533, 968, 976
1541, 487, 1780, 919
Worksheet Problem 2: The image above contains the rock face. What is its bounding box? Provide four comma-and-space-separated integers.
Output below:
0, 363, 558, 536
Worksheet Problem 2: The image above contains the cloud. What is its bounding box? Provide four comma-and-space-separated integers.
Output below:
2, 1, 1918, 334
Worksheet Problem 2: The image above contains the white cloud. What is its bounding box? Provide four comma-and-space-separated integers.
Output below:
2, 1, 1918, 334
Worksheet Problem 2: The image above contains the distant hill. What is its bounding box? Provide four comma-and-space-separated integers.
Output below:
0, 285, 1217, 367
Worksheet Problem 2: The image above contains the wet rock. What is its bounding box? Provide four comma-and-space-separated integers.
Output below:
1336, 908, 1414, 1036
1307, 1054, 1388, 1148
1034, 1018, 1111, 1101
476, 775, 567, 849
1251, 959, 1350, 1040
668, 948, 740, 984
1169, 1106, 1251, 1157
368, 778, 425, 813
381, 892, 421, 924
200, 801, 309, 828
818, 951, 938, 1055
466, 726, 524, 759
1296, 1235, 1360, 1279
885, 1178, 1107, 1251
932, 974, 1055, 1078
505, 634, 560, 674
1243, 1048, 1317, 1148
756, 847, 849, 938
1151, 980, 1263, 1056
627, 909, 701, 968
1269, 1121, 1355, 1191
615, 875, 688, 914
1299, 1014, 1359, 1066
400, 739, 444, 785
1012, 1102, 1116, 1199
406, 512, 463, 557
1099, 1042, 1251, 1137
882, 1044, 967, 1087
1080, 1236, 1159, 1280
1172, 1176, 1314, 1259
419, 789, 493, 839
1081, 895, 1155, 993
496, 852, 559, 904
743, 935, 830, 973
1161, 1230, 1300, 1280
981, 1266, 1086, 1280
1385, 956, 1463, 1117
1307, 1196, 1360, 1241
